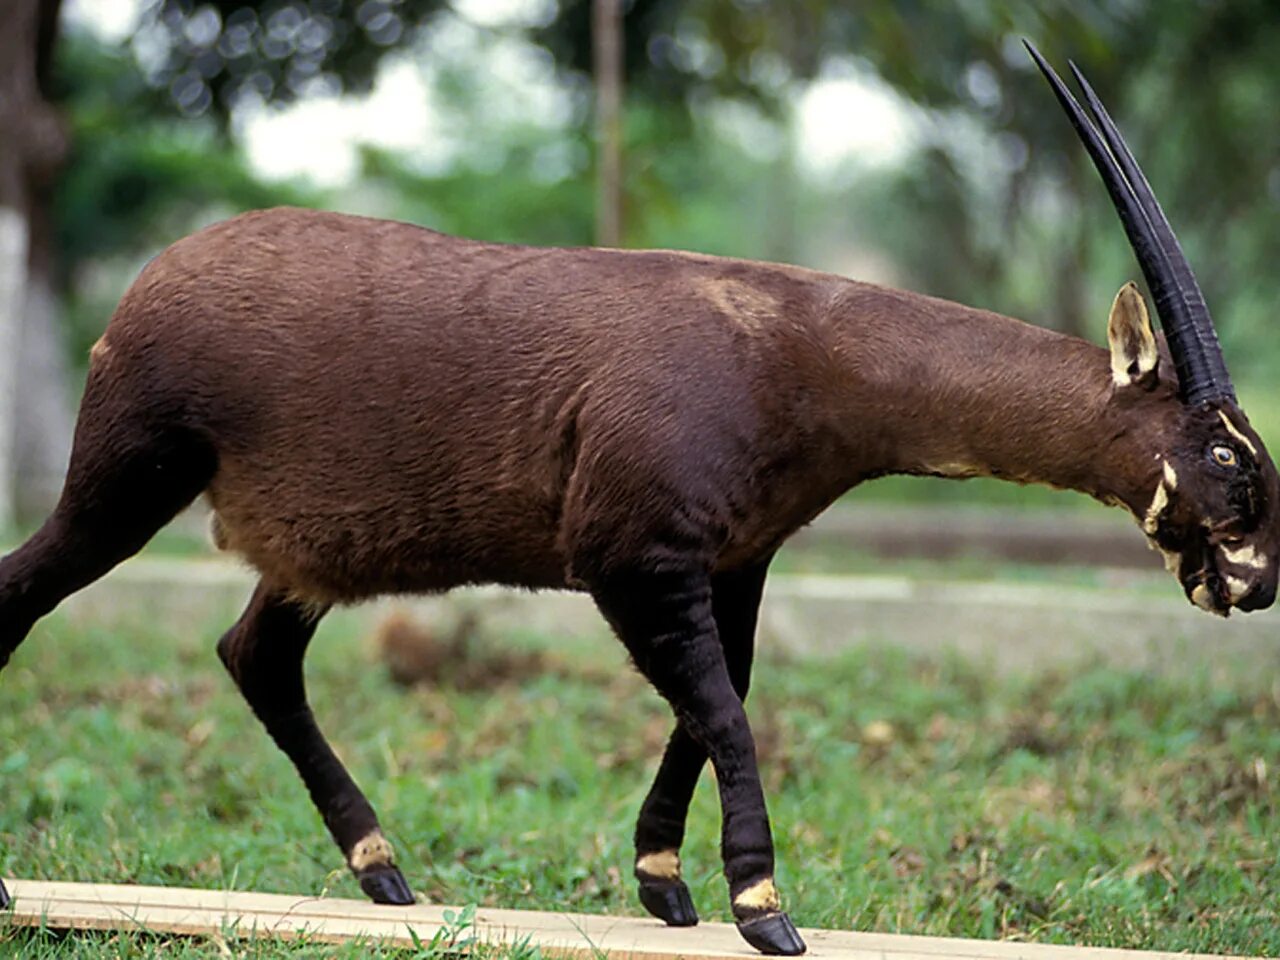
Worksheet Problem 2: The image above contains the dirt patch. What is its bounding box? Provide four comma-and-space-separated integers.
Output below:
372, 609, 551, 691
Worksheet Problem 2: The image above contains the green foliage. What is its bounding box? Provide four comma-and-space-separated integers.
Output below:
136, 0, 451, 122
358, 140, 595, 248
357, 101, 782, 258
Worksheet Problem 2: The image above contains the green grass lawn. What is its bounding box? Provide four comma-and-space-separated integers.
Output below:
1, 603, 1278, 957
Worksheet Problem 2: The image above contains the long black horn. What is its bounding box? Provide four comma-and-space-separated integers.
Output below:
1024, 41, 1235, 405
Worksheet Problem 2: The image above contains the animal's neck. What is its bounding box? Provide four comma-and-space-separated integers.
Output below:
820, 289, 1159, 514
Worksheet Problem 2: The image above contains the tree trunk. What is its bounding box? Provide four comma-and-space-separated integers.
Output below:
1054, 155, 1089, 341
16, 192, 73, 516
0, 208, 26, 533
0, 0, 70, 529
593, 0, 624, 247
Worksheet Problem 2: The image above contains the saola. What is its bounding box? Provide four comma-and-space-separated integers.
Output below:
0, 44, 1275, 956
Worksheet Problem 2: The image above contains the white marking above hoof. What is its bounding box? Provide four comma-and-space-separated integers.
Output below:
636, 849, 682, 881
734, 877, 780, 912
349, 830, 395, 871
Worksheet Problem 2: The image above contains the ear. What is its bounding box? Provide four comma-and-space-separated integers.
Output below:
1108, 282, 1159, 389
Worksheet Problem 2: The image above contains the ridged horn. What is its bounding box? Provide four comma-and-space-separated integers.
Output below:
1024, 40, 1235, 405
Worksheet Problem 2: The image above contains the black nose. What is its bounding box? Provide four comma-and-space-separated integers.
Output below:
1236, 580, 1277, 612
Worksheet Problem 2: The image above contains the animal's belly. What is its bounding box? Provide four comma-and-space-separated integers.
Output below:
206, 484, 569, 603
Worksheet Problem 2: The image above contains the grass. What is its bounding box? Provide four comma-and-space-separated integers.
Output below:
1, 601, 1279, 957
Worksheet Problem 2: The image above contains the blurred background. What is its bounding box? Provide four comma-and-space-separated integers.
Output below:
1, 0, 1278, 536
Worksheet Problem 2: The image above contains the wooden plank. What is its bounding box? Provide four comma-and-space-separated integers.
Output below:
1, 879, 1262, 960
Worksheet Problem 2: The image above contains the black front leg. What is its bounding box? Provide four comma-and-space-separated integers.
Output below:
632, 559, 771, 929
592, 565, 805, 956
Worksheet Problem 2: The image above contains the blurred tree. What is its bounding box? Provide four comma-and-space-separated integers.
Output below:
354, 94, 776, 256
0, 0, 73, 527
133, 0, 449, 124
593, 0, 624, 245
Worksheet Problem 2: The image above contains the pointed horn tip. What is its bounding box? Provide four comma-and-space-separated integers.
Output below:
1022, 38, 1047, 64
1067, 60, 1095, 93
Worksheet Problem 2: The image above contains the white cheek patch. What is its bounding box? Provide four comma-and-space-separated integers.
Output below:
1143, 479, 1170, 535
1162, 460, 1178, 489
1225, 575, 1252, 604
1218, 411, 1259, 457
1221, 543, 1268, 571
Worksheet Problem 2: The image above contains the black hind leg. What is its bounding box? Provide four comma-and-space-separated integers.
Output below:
0, 878, 8, 909
1, 416, 215, 899
634, 558, 771, 928
0, 422, 216, 669
217, 582, 413, 904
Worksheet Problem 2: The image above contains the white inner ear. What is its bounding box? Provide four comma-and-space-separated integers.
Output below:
1107, 282, 1158, 387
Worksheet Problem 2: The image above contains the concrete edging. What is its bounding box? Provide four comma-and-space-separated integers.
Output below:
50, 556, 1279, 675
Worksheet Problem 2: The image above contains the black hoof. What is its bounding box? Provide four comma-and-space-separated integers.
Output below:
0, 879, 9, 910
736, 912, 807, 956
638, 879, 698, 927
358, 865, 414, 905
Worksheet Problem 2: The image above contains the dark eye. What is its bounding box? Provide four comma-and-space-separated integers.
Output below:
1210, 444, 1238, 468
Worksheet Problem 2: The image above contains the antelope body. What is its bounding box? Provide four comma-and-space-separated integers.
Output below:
0, 47, 1276, 955
86, 211, 1140, 601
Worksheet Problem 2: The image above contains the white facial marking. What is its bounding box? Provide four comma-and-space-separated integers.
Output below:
1143, 479, 1169, 535
1221, 543, 1268, 571
1218, 411, 1259, 457
1190, 583, 1223, 616
349, 830, 395, 871
734, 877, 780, 912
1162, 460, 1178, 490
636, 849, 681, 881
1225, 575, 1251, 604
1153, 543, 1180, 574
